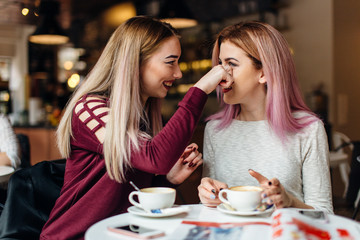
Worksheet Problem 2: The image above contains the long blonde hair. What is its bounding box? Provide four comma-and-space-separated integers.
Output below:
57, 16, 179, 182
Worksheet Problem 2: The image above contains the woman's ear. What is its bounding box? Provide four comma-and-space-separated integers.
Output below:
258, 71, 266, 84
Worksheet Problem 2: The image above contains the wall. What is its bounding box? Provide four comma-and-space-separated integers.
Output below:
333, 0, 360, 140
284, 0, 360, 141
283, 0, 334, 122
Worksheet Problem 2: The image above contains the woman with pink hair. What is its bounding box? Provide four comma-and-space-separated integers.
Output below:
198, 21, 333, 213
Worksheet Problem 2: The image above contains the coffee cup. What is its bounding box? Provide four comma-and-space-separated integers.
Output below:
128, 187, 176, 211
219, 186, 262, 212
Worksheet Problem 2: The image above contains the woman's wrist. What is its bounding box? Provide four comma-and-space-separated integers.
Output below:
193, 82, 211, 95
287, 192, 294, 208
166, 174, 182, 185
0, 152, 12, 167
288, 193, 313, 209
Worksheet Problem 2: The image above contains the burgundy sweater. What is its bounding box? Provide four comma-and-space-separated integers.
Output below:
40, 87, 207, 240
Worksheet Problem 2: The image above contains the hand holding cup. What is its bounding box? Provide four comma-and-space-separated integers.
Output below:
248, 169, 292, 208
218, 186, 263, 212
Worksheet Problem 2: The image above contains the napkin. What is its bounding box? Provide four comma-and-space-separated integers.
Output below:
150, 206, 191, 214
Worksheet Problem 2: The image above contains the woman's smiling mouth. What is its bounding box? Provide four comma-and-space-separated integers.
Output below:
223, 87, 232, 93
163, 81, 174, 89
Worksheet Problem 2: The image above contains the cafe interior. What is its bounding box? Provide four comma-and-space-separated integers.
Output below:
0, 0, 359, 236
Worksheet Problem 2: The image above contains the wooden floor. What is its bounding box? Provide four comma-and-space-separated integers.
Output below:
333, 196, 359, 221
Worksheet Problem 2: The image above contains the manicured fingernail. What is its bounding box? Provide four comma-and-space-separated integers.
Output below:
187, 146, 194, 149
268, 181, 272, 186
268, 199, 273, 204
262, 193, 267, 198
248, 169, 253, 172
211, 189, 216, 194
188, 163, 193, 167
210, 194, 216, 199
192, 163, 197, 167
182, 162, 188, 165
266, 204, 274, 209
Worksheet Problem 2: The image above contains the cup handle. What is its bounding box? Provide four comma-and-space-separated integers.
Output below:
128, 191, 142, 208
129, 225, 140, 232
218, 189, 231, 205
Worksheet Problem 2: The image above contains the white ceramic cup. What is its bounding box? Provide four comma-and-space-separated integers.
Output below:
219, 186, 262, 211
128, 187, 176, 211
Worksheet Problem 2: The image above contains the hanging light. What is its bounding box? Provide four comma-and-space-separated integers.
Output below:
29, 0, 69, 45
158, 0, 198, 29
104, 2, 137, 27
21, 4, 30, 16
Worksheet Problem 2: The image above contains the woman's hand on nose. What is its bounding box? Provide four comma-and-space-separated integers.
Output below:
194, 65, 234, 94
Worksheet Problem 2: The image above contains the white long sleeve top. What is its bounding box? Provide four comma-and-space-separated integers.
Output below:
0, 114, 20, 168
202, 112, 333, 213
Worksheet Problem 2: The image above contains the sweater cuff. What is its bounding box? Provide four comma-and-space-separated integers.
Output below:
178, 87, 208, 112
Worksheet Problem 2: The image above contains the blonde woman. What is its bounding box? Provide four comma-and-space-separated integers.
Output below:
40, 16, 232, 240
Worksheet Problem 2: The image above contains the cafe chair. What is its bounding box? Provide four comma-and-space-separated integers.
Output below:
352, 190, 360, 220
0, 159, 65, 240
0, 134, 31, 215
16, 133, 31, 169
330, 131, 353, 198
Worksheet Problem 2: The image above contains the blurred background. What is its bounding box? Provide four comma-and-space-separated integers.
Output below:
0, 0, 359, 215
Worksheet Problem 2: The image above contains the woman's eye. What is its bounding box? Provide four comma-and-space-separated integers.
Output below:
166, 61, 175, 65
228, 62, 237, 67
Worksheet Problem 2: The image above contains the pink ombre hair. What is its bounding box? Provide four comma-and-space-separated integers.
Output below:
208, 21, 316, 141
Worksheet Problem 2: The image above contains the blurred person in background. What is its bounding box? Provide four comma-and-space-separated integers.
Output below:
0, 114, 20, 169
0, 113, 20, 205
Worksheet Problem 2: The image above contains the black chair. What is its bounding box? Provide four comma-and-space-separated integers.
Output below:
346, 141, 360, 220
353, 197, 360, 220
0, 134, 31, 211
0, 159, 65, 240
16, 133, 31, 169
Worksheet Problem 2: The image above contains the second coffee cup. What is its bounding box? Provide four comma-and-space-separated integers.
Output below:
219, 186, 262, 212
128, 187, 176, 211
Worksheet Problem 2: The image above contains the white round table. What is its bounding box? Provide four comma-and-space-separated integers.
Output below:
85, 204, 273, 240
85, 204, 360, 240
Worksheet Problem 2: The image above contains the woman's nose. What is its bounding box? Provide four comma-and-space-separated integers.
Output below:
174, 66, 183, 79
223, 64, 232, 75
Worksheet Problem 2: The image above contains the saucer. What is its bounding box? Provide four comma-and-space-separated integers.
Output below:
217, 203, 274, 216
127, 205, 190, 218
0, 166, 15, 183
